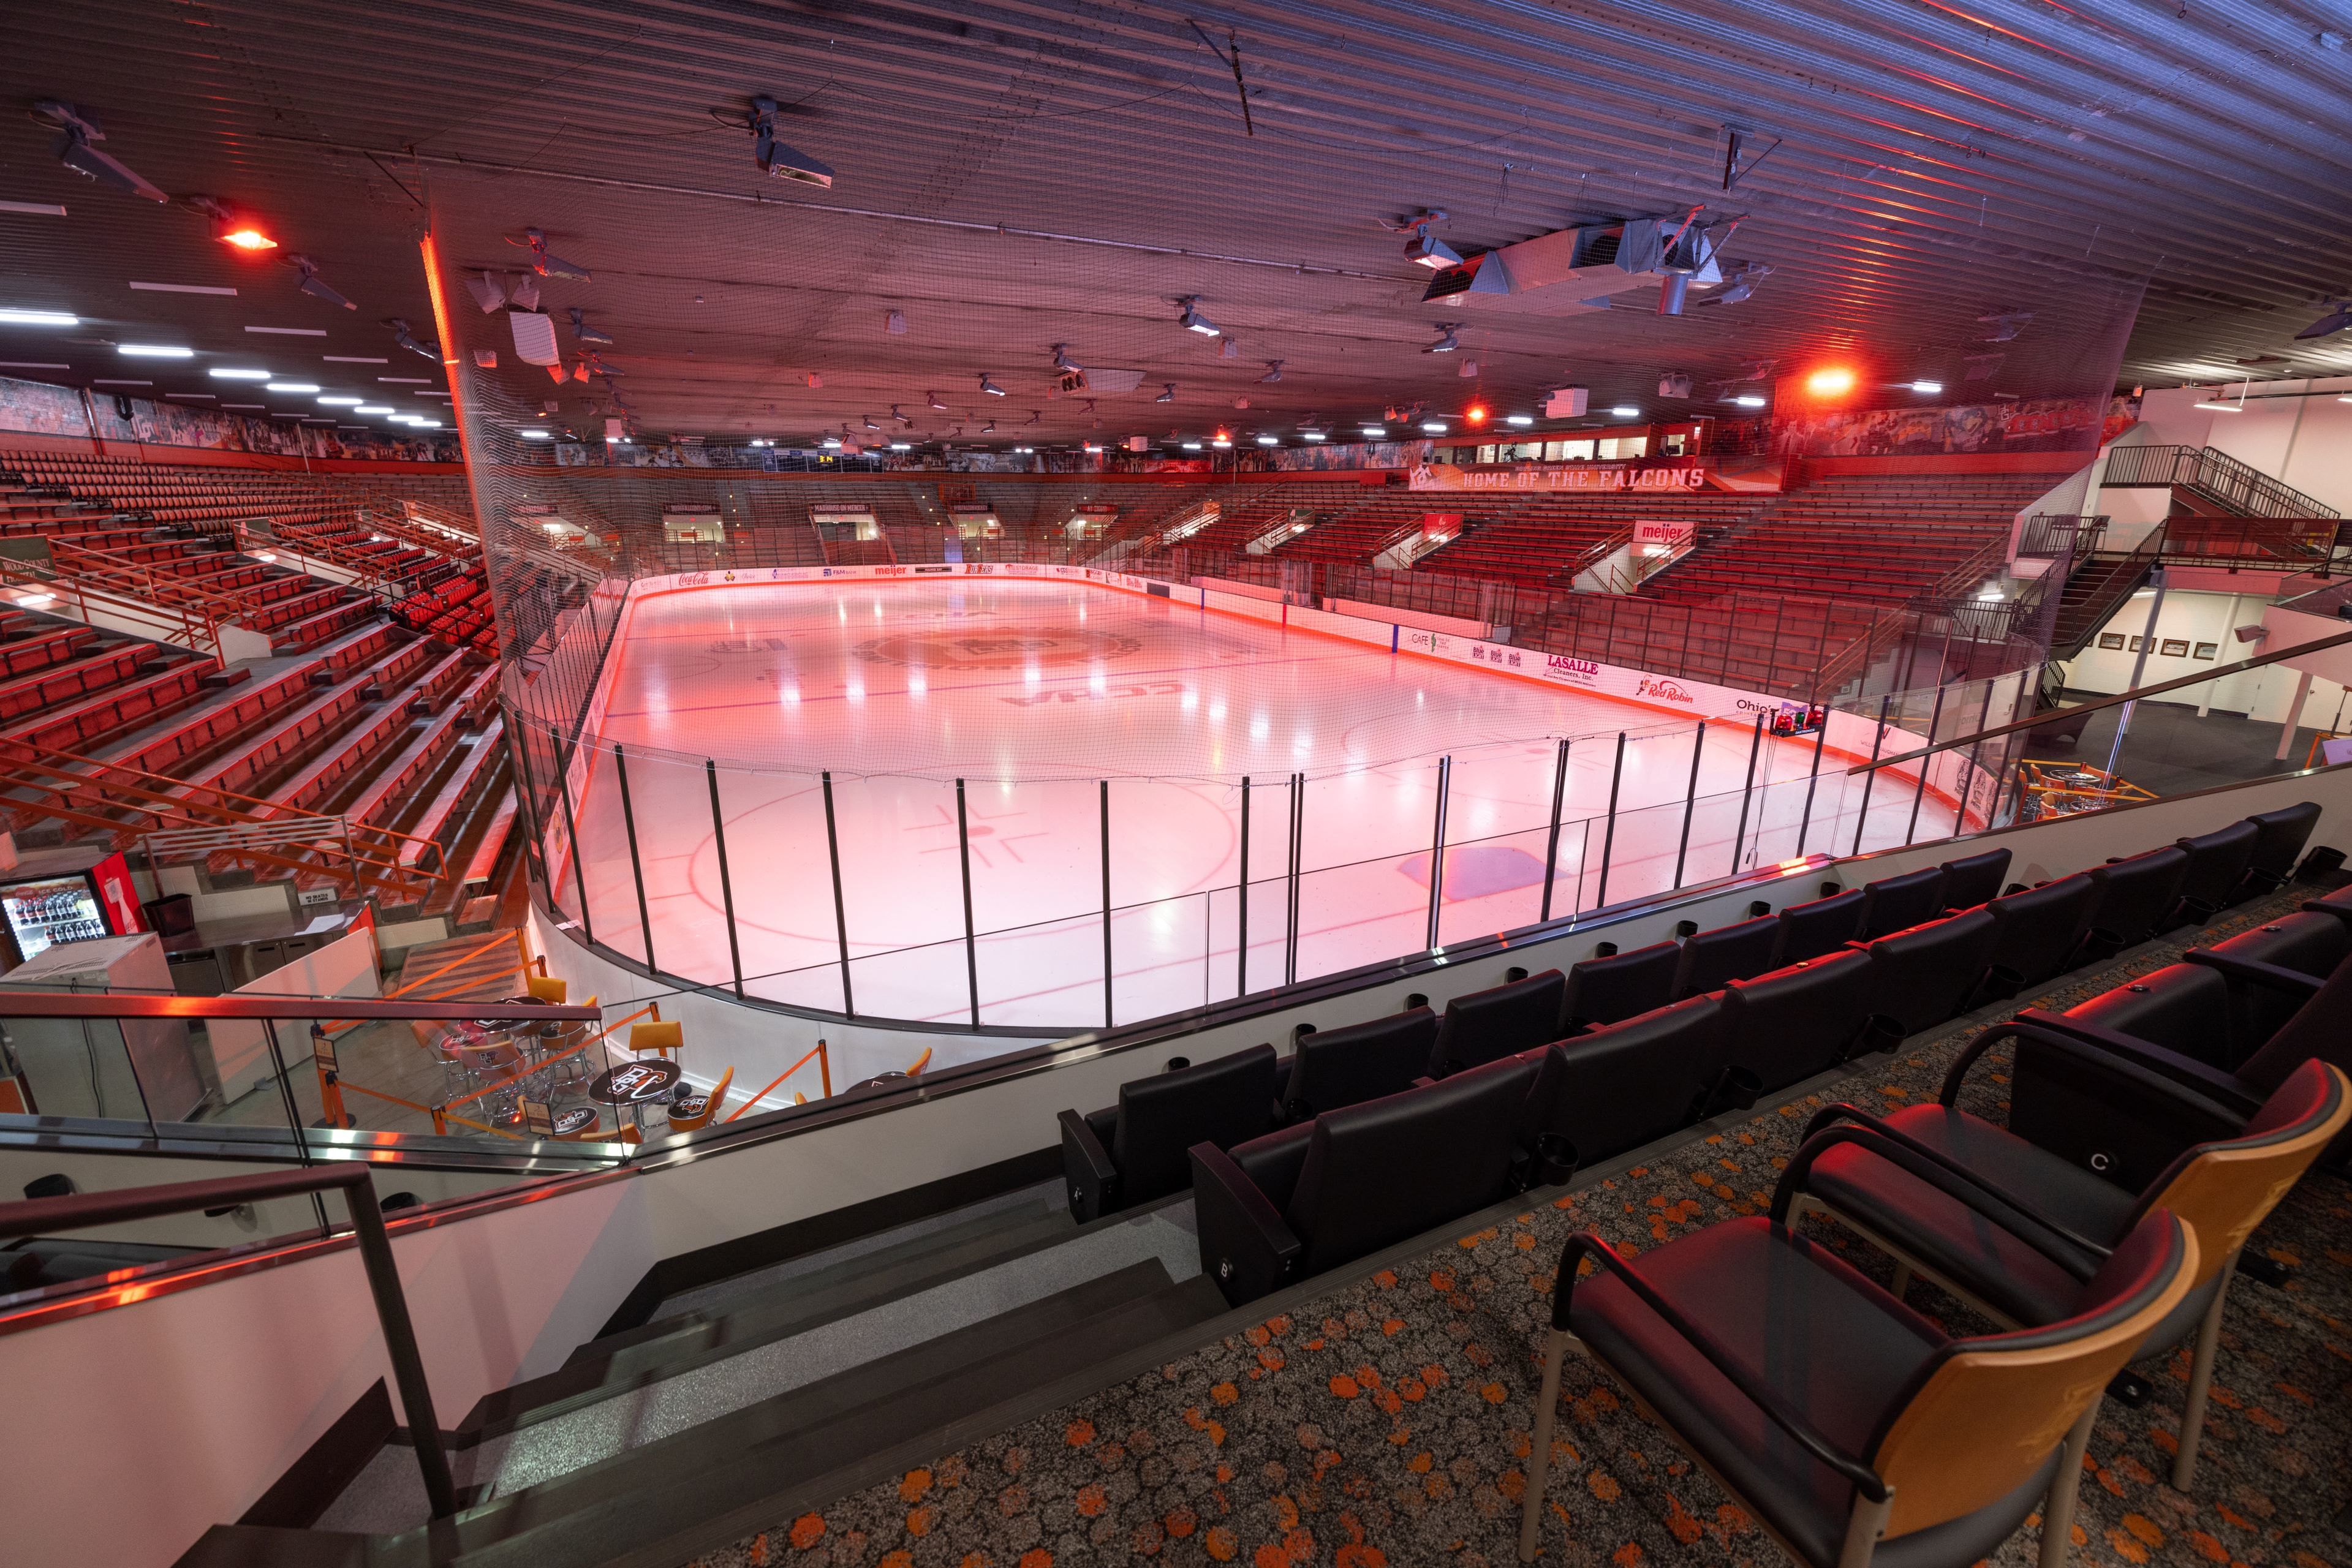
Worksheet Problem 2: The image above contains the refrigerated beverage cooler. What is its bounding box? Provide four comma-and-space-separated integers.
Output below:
0, 849, 146, 967
0, 934, 210, 1123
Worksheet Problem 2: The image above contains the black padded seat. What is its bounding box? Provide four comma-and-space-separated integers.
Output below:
1670, 914, 1782, 1000
1853, 908, 1998, 1039
1980, 875, 2097, 996
1857, 867, 1949, 941
1559, 1216, 2168, 1568
1937, 847, 2012, 913
1719, 949, 1875, 1093
2169, 820, 2259, 927
1558, 941, 1677, 1034
2239, 801, 2321, 898
1776, 888, 1864, 964
2303, 883, 2352, 924
1279, 1008, 1437, 1121
2204, 913, 2352, 1049
1519, 994, 1724, 1166
1427, 968, 1566, 1077
1796, 1103, 2140, 1325
1058, 1044, 1276, 1221
2082, 845, 2190, 956
1190, 1055, 1538, 1305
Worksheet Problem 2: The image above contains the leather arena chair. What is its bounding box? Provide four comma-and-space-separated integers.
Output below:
1278, 1007, 1437, 1122
1059, 1044, 1276, 1222
1935, 847, 2013, 913
1856, 866, 1948, 941
1516, 993, 1723, 1174
1717, 949, 1875, 1098
1775, 888, 1864, 965
2199, 912, 2350, 1046
2080, 845, 2190, 959
2238, 801, 2321, 899
1783, 1058, 2348, 1496
1977, 875, 2097, 998
1190, 1055, 1537, 1306
1670, 913, 1783, 1001
1557, 941, 1677, 1035
1426, 968, 1565, 1076
2018, 950, 2352, 1172
1851, 908, 1998, 1041
1516, 1205, 2195, 1568
2167, 820, 2258, 927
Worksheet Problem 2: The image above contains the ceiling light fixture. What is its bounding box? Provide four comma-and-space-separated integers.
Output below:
1609, 404, 1641, 417
514, 227, 591, 282
385, 318, 437, 360
1178, 296, 1220, 336
1505, 413, 1533, 427
354, 404, 392, 413
118, 344, 192, 358
1155, 383, 1177, 404
1425, 323, 1461, 353
2295, 300, 2352, 340
568, 306, 613, 346
749, 94, 836, 187
265, 380, 319, 392
0, 307, 78, 327
464, 271, 507, 313
980, 374, 1005, 396
1302, 430, 1326, 442
208, 367, 270, 379
184, 195, 276, 251
1256, 434, 1279, 445
1803, 366, 1857, 398
1910, 379, 1944, 394
1734, 393, 1767, 408
1260, 361, 1284, 383
285, 254, 355, 311
1361, 425, 1388, 438
519, 429, 553, 440
926, 391, 948, 411
1464, 402, 1488, 425
1182, 440, 1203, 451
317, 395, 361, 406
1404, 224, 1463, 270
32, 101, 165, 202
1420, 421, 1448, 434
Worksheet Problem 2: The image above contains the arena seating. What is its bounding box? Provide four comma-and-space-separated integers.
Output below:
1050, 802, 2332, 1306
1638, 471, 2051, 606
0, 454, 518, 917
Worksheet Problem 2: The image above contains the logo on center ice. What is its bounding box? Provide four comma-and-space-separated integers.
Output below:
855, 625, 1144, 670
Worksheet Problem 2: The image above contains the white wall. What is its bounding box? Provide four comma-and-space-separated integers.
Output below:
2127, 380, 2352, 514
2058, 584, 2346, 726
0, 1172, 652, 1568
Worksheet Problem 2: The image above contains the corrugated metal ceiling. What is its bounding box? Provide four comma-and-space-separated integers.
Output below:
4, 0, 2348, 445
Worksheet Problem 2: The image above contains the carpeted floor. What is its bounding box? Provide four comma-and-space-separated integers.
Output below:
687, 890, 2352, 1568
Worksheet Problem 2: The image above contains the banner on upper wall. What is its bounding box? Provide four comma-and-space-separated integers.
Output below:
1771, 394, 2142, 458
0, 375, 462, 462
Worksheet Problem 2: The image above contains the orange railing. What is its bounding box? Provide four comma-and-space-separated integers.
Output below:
1, 736, 448, 904
0, 556, 232, 660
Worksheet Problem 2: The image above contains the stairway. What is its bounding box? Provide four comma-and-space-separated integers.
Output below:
178, 1183, 1222, 1567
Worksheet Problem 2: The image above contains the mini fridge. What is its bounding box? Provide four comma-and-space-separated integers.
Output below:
0, 933, 209, 1123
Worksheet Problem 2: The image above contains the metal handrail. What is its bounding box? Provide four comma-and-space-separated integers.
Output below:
0, 1163, 459, 1517
2103, 444, 2340, 521
1848, 624, 2352, 775
0, 989, 598, 1022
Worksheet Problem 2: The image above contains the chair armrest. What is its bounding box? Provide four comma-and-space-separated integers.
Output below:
1190, 1142, 1304, 1307
1551, 1232, 1892, 1503
1785, 1107, 2109, 1273
1058, 1109, 1119, 1223
2015, 1012, 2265, 1120
2183, 948, 2325, 998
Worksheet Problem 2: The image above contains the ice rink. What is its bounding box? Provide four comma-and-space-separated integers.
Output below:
550, 578, 1968, 1033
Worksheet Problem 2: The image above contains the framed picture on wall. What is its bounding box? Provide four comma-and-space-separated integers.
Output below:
2160, 638, 2190, 657
2128, 636, 2146, 652
2194, 641, 2218, 660
2098, 633, 2127, 650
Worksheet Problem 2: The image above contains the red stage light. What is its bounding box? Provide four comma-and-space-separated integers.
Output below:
1804, 365, 1858, 398
218, 225, 278, 251
1464, 402, 1488, 425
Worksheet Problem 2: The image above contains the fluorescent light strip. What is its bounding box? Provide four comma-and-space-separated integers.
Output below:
354, 404, 392, 413
119, 344, 193, 358
0, 361, 70, 370
165, 393, 215, 400
0, 308, 77, 327
415, 390, 450, 398
265, 382, 319, 393
323, 355, 387, 363
130, 281, 237, 295
92, 379, 152, 386
210, 368, 272, 380
221, 403, 265, 410
317, 396, 363, 406
246, 326, 326, 336
379, 376, 429, 383
0, 201, 67, 217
